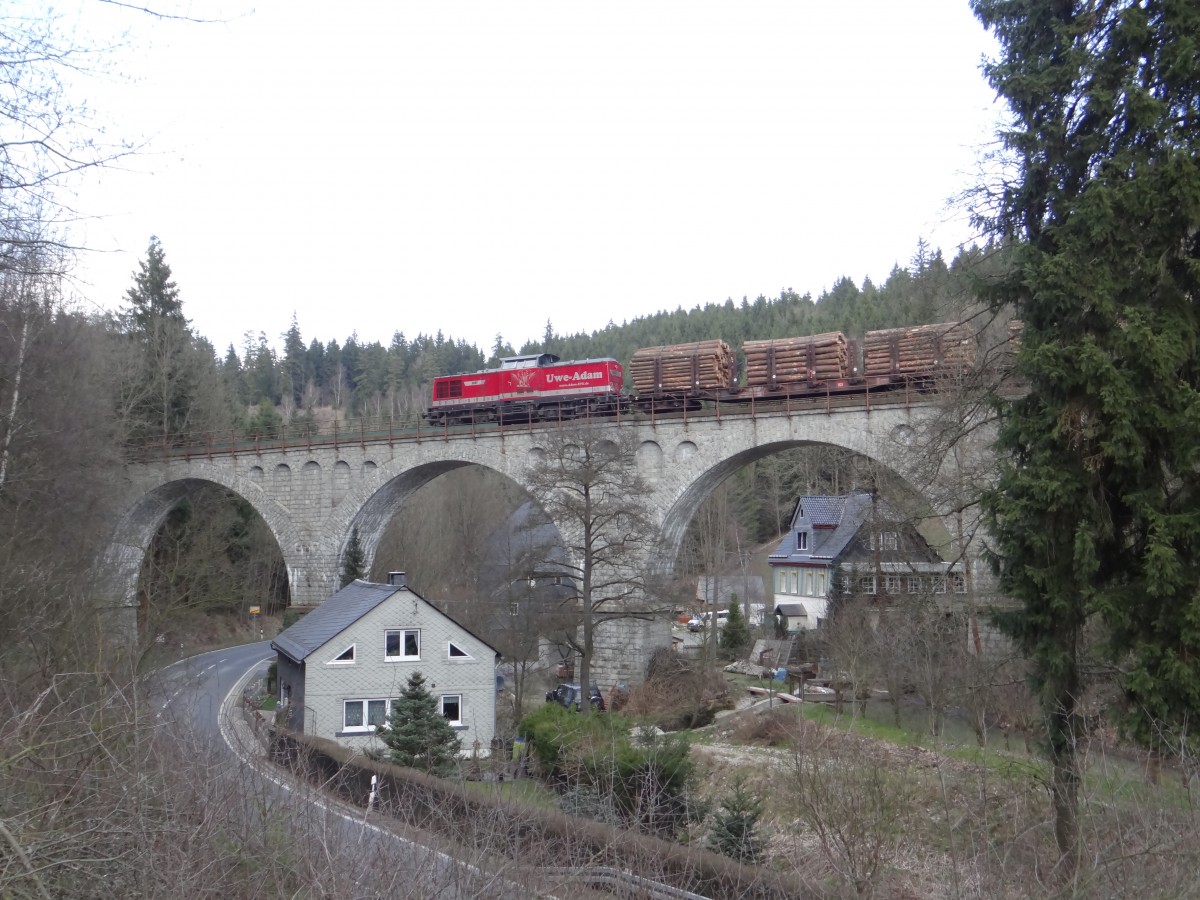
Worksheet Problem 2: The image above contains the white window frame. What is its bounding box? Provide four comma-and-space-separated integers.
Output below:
447, 641, 473, 660
860, 575, 877, 595
342, 698, 391, 733
327, 643, 356, 665
805, 570, 814, 596
908, 575, 925, 593
774, 568, 784, 593
797, 530, 808, 550
817, 572, 827, 596
884, 575, 901, 594
931, 575, 948, 594
441, 694, 463, 726
951, 572, 967, 593
384, 628, 421, 661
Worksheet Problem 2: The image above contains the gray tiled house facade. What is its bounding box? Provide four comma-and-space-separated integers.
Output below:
272, 575, 499, 755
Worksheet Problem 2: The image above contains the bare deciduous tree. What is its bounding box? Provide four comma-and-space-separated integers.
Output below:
524, 424, 658, 708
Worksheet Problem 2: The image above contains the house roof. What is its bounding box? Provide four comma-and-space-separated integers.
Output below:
768, 490, 896, 566
774, 602, 809, 618
271, 579, 500, 663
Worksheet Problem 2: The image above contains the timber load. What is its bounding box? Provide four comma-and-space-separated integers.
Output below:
629, 340, 737, 394
743, 332, 849, 387
862, 322, 976, 377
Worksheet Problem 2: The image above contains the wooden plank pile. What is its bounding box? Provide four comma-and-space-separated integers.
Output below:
862, 322, 976, 377
743, 332, 849, 386
629, 340, 737, 393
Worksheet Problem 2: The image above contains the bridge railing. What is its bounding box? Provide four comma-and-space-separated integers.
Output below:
123, 378, 934, 463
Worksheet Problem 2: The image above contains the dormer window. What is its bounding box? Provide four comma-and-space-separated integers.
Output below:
797, 530, 808, 550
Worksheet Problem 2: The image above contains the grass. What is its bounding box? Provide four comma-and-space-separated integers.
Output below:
461, 777, 559, 810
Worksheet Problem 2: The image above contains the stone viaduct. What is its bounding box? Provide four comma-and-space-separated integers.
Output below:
106, 399, 984, 683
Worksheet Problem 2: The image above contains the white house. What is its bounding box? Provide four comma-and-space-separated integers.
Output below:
768, 490, 964, 631
271, 572, 500, 755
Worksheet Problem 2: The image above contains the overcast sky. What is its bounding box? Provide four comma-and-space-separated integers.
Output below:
59, 1, 1001, 357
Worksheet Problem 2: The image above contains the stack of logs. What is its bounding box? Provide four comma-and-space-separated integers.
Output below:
862, 322, 976, 377
629, 340, 737, 393
743, 332, 849, 386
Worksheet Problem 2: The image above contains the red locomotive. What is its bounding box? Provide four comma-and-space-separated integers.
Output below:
425, 353, 628, 425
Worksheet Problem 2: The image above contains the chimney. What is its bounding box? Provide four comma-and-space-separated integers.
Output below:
387, 571, 407, 588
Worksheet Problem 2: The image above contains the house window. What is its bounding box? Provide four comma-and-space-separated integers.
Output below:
805, 571, 813, 596
908, 576, 924, 593
441, 694, 463, 726
774, 568, 784, 593
789, 570, 799, 594
884, 575, 901, 594
859, 575, 876, 595
817, 573, 827, 596
509, 601, 520, 617
868, 531, 899, 551
951, 572, 967, 593
448, 641, 472, 659
797, 530, 808, 550
931, 575, 947, 594
328, 644, 355, 664
385, 629, 420, 660
343, 698, 390, 732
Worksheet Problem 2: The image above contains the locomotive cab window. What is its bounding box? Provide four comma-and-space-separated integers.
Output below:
435, 380, 463, 399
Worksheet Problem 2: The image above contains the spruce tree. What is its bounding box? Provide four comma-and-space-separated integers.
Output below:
377, 671, 462, 777
340, 526, 366, 587
118, 236, 205, 441
707, 776, 764, 863
719, 596, 751, 657
971, 0, 1200, 869
124, 235, 184, 330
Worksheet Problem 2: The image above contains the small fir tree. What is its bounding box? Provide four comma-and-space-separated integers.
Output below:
719, 597, 751, 657
707, 775, 764, 863
377, 671, 462, 777
340, 526, 366, 587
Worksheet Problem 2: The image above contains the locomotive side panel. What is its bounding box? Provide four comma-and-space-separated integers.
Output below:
426, 358, 625, 424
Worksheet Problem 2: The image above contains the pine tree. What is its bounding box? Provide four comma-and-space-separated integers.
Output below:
377, 671, 462, 777
340, 526, 366, 587
971, 0, 1200, 869
707, 776, 764, 863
